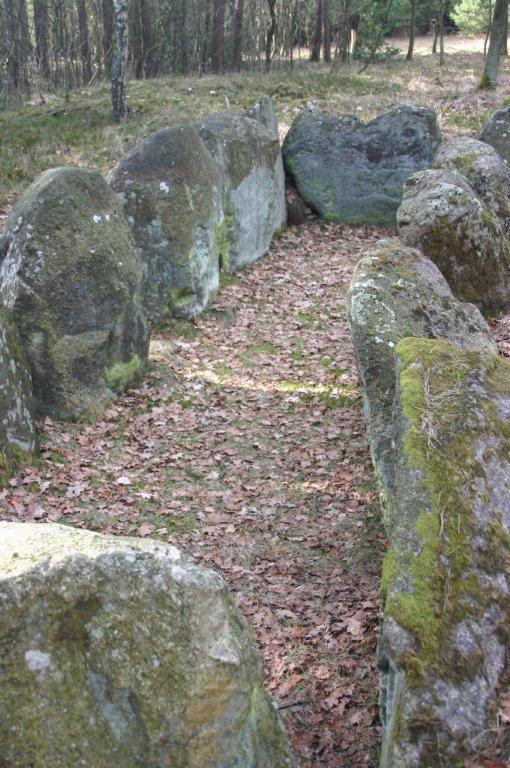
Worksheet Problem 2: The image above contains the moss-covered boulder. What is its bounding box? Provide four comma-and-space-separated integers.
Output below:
0, 304, 37, 482
378, 339, 510, 767
196, 111, 286, 270
245, 95, 279, 140
109, 125, 224, 321
0, 168, 149, 420
479, 104, 510, 166
0, 522, 295, 768
282, 106, 441, 226
348, 238, 496, 525
398, 138, 510, 314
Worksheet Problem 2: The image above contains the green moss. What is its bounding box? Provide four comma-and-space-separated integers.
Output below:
104, 354, 142, 392
0, 446, 31, 489
167, 286, 195, 314
482, 209, 494, 227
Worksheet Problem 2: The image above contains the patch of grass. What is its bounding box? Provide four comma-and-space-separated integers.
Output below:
240, 342, 277, 363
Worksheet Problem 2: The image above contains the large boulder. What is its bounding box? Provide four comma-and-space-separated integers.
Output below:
282, 106, 441, 226
0, 522, 295, 768
479, 103, 510, 165
0, 304, 37, 481
197, 111, 286, 271
378, 338, 510, 767
348, 238, 496, 525
0, 168, 149, 420
398, 138, 510, 314
109, 125, 224, 321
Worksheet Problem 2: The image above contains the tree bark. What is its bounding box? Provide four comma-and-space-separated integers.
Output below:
406, 0, 417, 60
265, 0, 277, 71
310, 0, 323, 62
333, 0, 351, 66
111, 0, 128, 121
322, 0, 331, 62
480, 0, 508, 87
212, 0, 225, 74
76, 0, 93, 83
233, 0, 244, 70
33, 0, 50, 78
5, 0, 32, 91
140, 0, 157, 77
503, 1, 508, 54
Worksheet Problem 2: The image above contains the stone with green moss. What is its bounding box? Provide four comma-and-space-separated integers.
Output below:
479, 104, 510, 166
348, 238, 496, 527
0, 304, 37, 483
0, 167, 149, 420
109, 125, 223, 321
282, 106, 441, 226
377, 338, 510, 767
0, 522, 295, 768
196, 110, 286, 270
398, 137, 510, 314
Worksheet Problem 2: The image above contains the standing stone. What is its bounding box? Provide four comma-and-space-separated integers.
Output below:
245, 95, 279, 140
0, 304, 37, 481
348, 238, 496, 527
378, 339, 510, 767
479, 103, 510, 165
282, 106, 441, 226
0, 522, 295, 768
398, 138, 510, 314
109, 125, 224, 321
197, 112, 286, 271
0, 168, 149, 420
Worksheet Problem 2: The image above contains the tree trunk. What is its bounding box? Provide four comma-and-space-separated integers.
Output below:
439, 0, 445, 65
76, 0, 93, 83
432, 18, 438, 53
322, 0, 331, 62
33, 0, 50, 78
202, 0, 212, 72
100, 0, 114, 74
140, 0, 157, 77
310, 0, 323, 62
111, 0, 128, 121
265, 0, 276, 71
503, 1, 508, 54
212, 0, 225, 74
480, 0, 508, 87
333, 0, 351, 66
180, 0, 188, 72
406, 0, 417, 60
232, 0, 244, 70
5, 0, 32, 91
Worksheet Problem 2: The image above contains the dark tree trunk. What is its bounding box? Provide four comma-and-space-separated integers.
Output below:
201, 0, 212, 72
406, 0, 417, 60
180, 0, 188, 72
334, 0, 350, 65
265, 0, 276, 71
100, 0, 114, 74
233, 0, 244, 70
76, 0, 93, 83
212, 0, 225, 73
480, 0, 508, 87
111, 0, 128, 121
322, 0, 331, 62
140, 0, 157, 77
5, 0, 32, 91
310, 0, 323, 62
33, 0, 50, 78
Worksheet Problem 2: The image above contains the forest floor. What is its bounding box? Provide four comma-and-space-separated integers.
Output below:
2, 39, 510, 217
1, 220, 388, 767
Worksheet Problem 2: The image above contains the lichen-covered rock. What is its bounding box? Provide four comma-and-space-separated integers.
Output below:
0, 304, 37, 481
378, 339, 510, 767
282, 106, 441, 226
398, 138, 510, 314
479, 104, 510, 165
0, 168, 149, 420
245, 96, 279, 140
197, 112, 286, 270
0, 522, 295, 768
109, 125, 224, 321
348, 238, 496, 523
